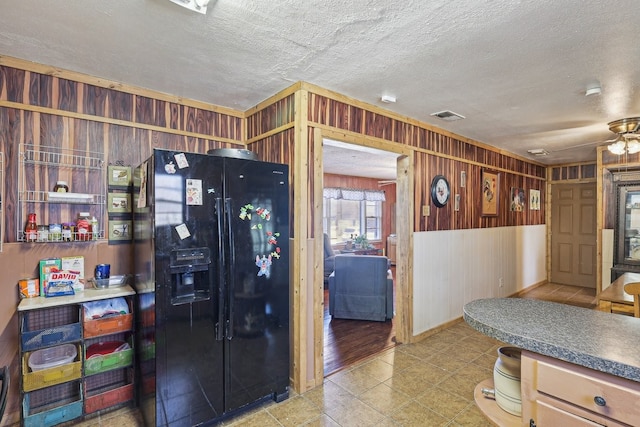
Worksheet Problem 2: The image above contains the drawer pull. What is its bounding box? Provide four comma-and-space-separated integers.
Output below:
594, 395, 606, 406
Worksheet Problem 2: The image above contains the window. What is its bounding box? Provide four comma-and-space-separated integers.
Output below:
323, 188, 384, 245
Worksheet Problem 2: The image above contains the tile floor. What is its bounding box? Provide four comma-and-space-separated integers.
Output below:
8, 283, 599, 427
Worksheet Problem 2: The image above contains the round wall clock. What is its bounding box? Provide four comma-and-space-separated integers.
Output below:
431, 175, 451, 208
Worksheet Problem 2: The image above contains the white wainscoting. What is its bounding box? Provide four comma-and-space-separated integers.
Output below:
412, 225, 546, 336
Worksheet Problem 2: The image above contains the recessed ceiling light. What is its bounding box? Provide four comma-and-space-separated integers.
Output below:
430, 110, 465, 121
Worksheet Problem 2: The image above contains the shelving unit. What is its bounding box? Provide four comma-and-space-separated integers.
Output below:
17, 143, 106, 242
18, 286, 136, 426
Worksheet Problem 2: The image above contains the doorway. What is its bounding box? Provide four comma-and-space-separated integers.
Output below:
550, 182, 597, 288
320, 137, 409, 376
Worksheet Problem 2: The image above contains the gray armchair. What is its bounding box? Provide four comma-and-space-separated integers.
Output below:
328, 254, 394, 321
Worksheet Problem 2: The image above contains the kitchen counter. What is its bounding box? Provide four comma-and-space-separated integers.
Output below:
463, 298, 640, 383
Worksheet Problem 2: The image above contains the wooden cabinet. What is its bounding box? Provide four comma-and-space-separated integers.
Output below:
18, 286, 135, 426
521, 350, 640, 427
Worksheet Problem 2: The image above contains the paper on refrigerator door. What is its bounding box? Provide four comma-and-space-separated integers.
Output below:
186, 179, 203, 205
175, 223, 191, 240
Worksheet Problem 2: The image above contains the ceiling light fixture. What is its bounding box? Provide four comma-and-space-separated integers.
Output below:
381, 95, 396, 103
585, 83, 602, 96
607, 117, 640, 155
169, 0, 210, 14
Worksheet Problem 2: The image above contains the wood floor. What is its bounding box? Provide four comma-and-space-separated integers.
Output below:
323, 288, 396, 377
322, 280, 600, 378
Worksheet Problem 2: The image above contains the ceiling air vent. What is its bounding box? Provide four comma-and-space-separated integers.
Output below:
527, 149, 550, 156
430, 110, 465, 121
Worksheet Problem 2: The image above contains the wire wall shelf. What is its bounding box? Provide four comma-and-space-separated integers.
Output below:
21, 144, 104, 170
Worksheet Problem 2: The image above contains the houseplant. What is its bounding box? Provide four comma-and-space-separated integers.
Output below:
353, 234, 370, 249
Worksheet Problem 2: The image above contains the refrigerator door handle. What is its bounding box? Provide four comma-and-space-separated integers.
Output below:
215, 197, 226, 341
225, 197, 235, 340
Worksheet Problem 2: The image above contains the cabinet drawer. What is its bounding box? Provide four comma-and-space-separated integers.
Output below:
535, 399, 604, 427
21, 305, 81, 351
22, 348, 82, 392
83, 312, 133, 338
21, 323, 82, 352
537, 359, 640, 425
23, 400, 83, 427
84, 383, 133, 414
22, 381, 83, 427
84, 368, 134, 414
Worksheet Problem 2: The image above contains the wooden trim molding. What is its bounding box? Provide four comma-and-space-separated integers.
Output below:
0, 99, 244, 146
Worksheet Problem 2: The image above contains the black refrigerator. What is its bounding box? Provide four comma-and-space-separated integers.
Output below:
133, 148, 290, 426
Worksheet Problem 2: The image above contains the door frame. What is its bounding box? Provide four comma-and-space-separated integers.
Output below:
548, 181, 597, 288
312, 128, 414, 383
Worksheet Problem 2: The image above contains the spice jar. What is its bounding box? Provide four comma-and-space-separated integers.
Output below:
62, 223, 74, 241
37, 225, 49, 242
53, 181, 69, 192
49, 223, 62, 242
76, 212, 92, 241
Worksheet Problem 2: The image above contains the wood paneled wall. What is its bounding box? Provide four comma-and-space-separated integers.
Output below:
246, 95, 295, 140
0, 65, 245, 242
306, 91, 546, 231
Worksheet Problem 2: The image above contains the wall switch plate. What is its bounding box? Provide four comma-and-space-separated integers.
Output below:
422, 205, 430, 216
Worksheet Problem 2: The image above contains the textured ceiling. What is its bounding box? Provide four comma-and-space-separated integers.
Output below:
2, 0, 640, 174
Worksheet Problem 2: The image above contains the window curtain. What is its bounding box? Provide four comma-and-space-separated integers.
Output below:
323, 187, 386, 201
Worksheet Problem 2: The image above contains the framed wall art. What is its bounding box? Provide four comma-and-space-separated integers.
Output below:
510, 187, 526, 212
108, 165, 132, 188
108, 220, 132, 243
108, 192, 132, 214
530, 189, 541, 210
481, 170, 500, 216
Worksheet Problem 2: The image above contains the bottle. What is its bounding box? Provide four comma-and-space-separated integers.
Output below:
76, 212, 91, 241
24, 213, 37, 242
90, 216, 99, 240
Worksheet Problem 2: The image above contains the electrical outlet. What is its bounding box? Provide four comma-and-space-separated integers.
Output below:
422, 205, 430, 216
498, 277, 504, 288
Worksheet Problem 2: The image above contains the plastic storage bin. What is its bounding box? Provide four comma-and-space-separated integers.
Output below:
22, 345, 81, 392
28, 344, 77, 371
84, 341, 133, 376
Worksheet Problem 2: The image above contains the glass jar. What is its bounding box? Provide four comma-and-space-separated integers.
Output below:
53, 180, 69, 192
62, 223, 74, 241
49, 223, 62, 242
37, 225, 49, 242
76, 212, 92, 241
